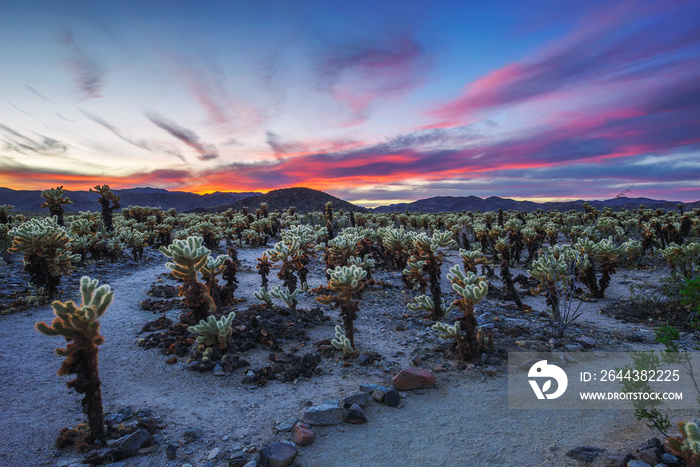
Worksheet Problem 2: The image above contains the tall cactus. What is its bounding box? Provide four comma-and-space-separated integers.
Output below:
316, 264, 367, 349
41, 186, 73, 226
89, 185, 121, 232
446, 264, 489, 360
36, 276, 113, 441
160, 236, 216, 322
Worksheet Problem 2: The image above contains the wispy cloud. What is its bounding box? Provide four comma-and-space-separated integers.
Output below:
82, 111, 186, 162
57, 28, 105, 99
0, 124, 68, 156
145, 112, 219, 161
315, 34, 430, 124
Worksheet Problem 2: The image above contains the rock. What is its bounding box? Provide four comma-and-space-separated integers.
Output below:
259, 441, 297, 467
384, 388, 401, 407
392, 368, 436, 390
627, 461, 653, 467
433, 364, 449, 373
114, 429, 152, 458
636, 448, 660, 466
275, 417, 298, 433
138, 445, 158, 454
165, 444, 178, 460
343, 393, 371, 408
118, 406, 135, 420
372, 386, 387, 402
292, 422, 315, 446
227, 451, 248, 467
213, 364, 226, 376
358, 354, 371, 366
564, 344, 584, 352
186, 361, 201, 371
565, 446, 604, 462
577, 336, 596, 348
412, 355, 422, 366
208, 447, 223, 460
183, 427, 203, 440
482, 366, 498, 376
344, 403, 367, 424
638, 438, 662, 452
302, 400, 345, 426
661, 453, 680, 464
359, 383, 378, 393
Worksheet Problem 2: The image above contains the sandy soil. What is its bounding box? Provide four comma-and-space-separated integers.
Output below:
0, 246, 694, 467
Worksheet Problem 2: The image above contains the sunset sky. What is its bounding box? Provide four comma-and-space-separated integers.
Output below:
1, 0, 698, 207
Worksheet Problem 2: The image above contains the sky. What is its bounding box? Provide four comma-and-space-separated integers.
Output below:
0, 0, 699, 207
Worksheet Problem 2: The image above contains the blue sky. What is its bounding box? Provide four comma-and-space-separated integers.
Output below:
1, 0, 698, 206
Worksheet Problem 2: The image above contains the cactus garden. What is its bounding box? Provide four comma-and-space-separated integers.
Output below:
0, 190, 699, 466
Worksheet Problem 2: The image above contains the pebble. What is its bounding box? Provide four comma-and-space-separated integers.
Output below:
208, 447, 222, 460
384, 388, 401, 407
343, 392, 371, 408
482, 366, 498, 376
627, 461, 653, 467
183, 427, 203, 440
227, 451, 248, 467
359, 383, 379, 393
259, 441, 297, 467
165, 444, 178, 460
344, 403, 368, 424
292, 422, 315, 447
577, 336, 596, 348
565, 446, 604, 462
114, 429, 152, 458
392, 368, 436, 390
275, 417, 298, 433
302, 400, 345, 426
636, 447, 661, 465
661, 453, 680, 464
213, 364, 226, 376
372, 386, 387, 402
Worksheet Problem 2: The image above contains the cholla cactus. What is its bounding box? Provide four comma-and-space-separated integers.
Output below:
269, 285, 300, 309
458, 247, 491, 274
159, 236, 216, 321
41, 186, 73, 226
200, 254, 228, 307
347, 254, 375, 271
661, 242, 700, 278
9, 216, 81, 299
316, 264, 367, 349
331, 325, 355, 358
254, 286, 274, 306
381, 226, 414, 270
668, 422, 700, 466
36, 276, 113, 441
118, 227, 147, 260
89, 185, 120, 232
404, 231, 455, 319
530, 248, 585, 338
408, 294, 454, 316
446, 264, 489, 361
188, 311, 236, 351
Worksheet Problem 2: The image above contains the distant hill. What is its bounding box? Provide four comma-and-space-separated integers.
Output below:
0, 187, 260, 213
371, 196, 700, 213
196, 187, 368, 213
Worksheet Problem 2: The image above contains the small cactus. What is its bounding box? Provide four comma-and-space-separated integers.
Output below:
188, 311, 236, 351
331, 325, 355, 358
254, 286, 274, 306
269, 285, 300, 309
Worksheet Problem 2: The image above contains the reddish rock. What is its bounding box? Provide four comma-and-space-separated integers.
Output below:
292, 422, 315, 447
392, 368, 436, 390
